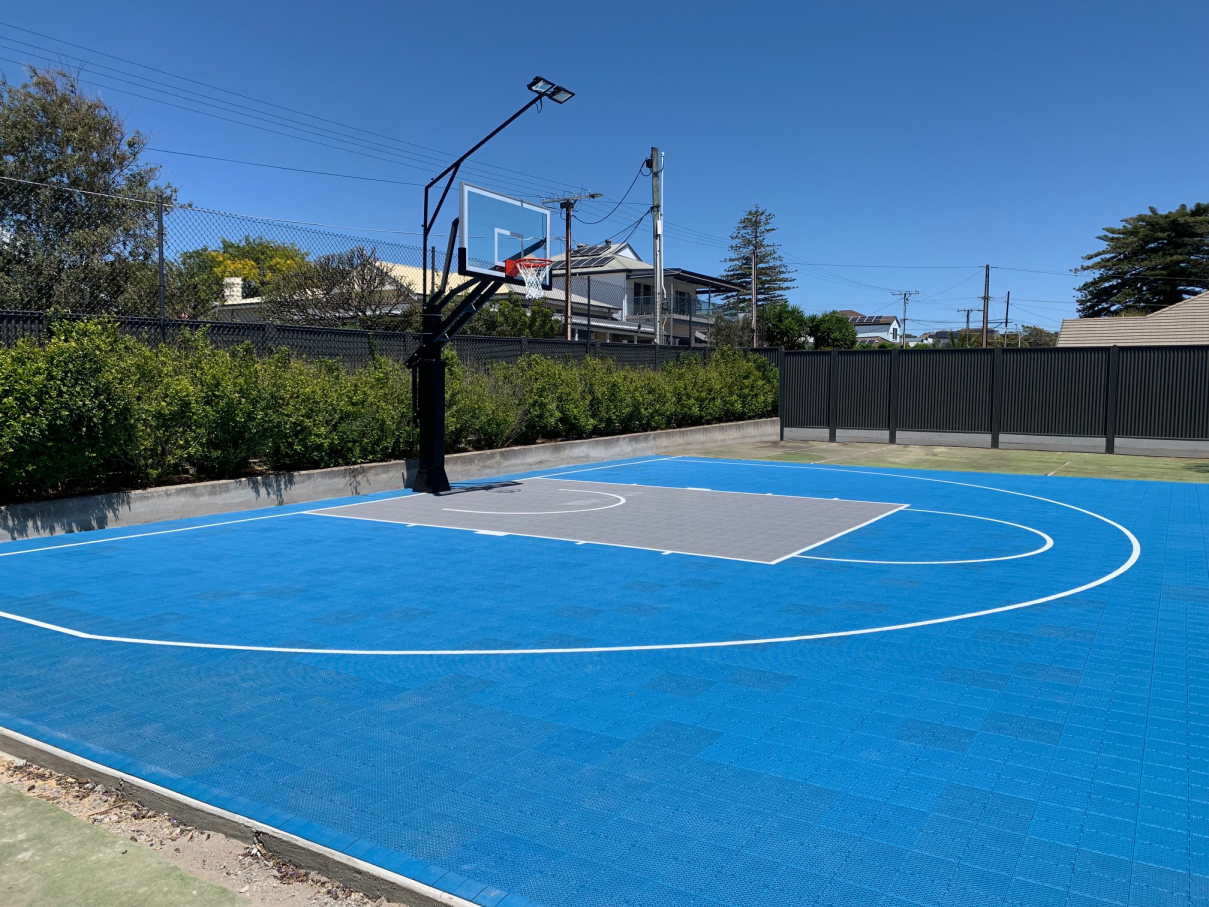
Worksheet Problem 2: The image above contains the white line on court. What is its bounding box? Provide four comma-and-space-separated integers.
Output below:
795, 509, 1054, 565
0, 461, 1140, 657
442, 489, 626, 516
530, 456, 679, 480
0, 510, 304, 558
772, 503, 909, 564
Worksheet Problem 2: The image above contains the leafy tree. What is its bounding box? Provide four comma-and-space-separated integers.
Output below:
1075, 203, 1209, 317
760, 300, 811, 349
260, 245, 415, 329
0, 67, 175, 314
719, 206, 797, 340
1020, 324, 1057, 347
803, 311, 857, 350
464, 293, 562, 338
710, 312, 755, 348
172, 236, 309, 317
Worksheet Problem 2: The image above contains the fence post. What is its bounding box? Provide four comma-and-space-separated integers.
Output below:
519, 336, 528, 357
990, 346, 1003, 449
157, 198, 166, 343
828, 349, 839, 443
778, 351, 786, 441
1105, 345, 1119, 454
888, 348, 899, 445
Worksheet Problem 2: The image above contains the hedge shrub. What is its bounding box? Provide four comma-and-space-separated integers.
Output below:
0, 319, 776, 504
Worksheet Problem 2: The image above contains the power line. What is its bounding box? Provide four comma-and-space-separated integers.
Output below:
573, 162, 648, 225
0, 21, 595, 200
0, 52, 592, 209
145, 147, 423, 185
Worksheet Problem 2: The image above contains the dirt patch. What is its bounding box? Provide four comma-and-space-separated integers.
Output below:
0, 754, 408, 907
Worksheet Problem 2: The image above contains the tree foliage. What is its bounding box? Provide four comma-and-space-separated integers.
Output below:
804, 311, 857, 350
1019, 324, 1057, 347
0, 66, 175, 313
719, 206, 797, 322
759, 300, 811, 350
260, 245, 417, 329
464, 293, 562, 338
0, 321, 777, 503
1075, 203, 1209, 317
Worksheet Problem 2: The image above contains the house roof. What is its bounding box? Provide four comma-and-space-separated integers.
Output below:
1057, 291, 1209, 347
548, 241, 644, 273
847, 314, 899, 326
621, 268, 745, 295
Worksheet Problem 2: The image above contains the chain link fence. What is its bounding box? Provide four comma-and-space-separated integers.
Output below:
1, 177, 771, 368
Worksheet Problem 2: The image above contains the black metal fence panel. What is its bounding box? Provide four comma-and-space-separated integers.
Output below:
780, 344, 1209, 445
837, 350, 891, 430
781, 352, 830, 428
1117, 347, 1209, 440
898, 349, 993, 433
1001, 348, 1107, 437
449, 336, 524, 370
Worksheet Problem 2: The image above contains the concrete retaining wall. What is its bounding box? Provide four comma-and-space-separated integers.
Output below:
0, 418, 779, 542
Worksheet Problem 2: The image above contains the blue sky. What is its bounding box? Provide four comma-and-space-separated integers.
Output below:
3, 1, 1207, 332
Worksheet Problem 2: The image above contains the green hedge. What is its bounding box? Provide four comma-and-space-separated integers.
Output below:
0, 320, 777, 504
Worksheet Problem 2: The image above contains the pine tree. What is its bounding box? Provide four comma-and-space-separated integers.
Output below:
719, 207, 797, 328
1074, 203, 1209, 317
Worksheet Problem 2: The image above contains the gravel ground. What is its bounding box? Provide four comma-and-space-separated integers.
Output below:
1, 753, 409, 907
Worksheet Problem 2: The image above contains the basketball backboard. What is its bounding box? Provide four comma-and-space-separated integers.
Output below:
458, 183, 552, 289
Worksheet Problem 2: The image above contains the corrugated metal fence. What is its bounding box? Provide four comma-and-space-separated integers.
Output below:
781, 346, 1209, 445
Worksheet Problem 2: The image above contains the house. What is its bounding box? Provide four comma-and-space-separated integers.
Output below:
546, 241, 743, 345
838, 310, 902, 345
1058, 291, 1209, 347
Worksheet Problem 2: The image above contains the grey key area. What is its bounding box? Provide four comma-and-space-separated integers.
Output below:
313, 479, 906, 564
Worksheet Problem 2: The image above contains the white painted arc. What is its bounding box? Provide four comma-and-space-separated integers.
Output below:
441, 489, 626, 516
796, 508, 1054, 565
0, 463, 1140, 657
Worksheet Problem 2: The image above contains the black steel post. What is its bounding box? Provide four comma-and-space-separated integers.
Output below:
1105, 345, 1119, 454
990, 347, 1003, 448
414, 88, 552, 494
157, 198, 166, 341
412, 354, 448, 493
828, 349, 839, 443
888, 347, 899, 445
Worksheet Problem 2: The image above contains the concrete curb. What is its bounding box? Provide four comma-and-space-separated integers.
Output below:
0, 418, 779, 541
0, 726, 478, 907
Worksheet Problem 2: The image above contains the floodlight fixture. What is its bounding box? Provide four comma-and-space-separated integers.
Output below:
528, 76, 574, 104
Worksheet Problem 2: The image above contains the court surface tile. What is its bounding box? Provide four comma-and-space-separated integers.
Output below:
0, 455, 1204, 907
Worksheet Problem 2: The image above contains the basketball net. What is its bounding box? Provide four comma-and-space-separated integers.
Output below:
507, 258, 552, 300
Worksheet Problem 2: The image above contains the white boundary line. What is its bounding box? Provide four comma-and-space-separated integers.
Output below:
441, 489, 626, 516
306, 510, 783, 565
0, 462, 1140, 656
0, 511, 304, 558
770, 504, 908, 564
796, 509, 1054, 565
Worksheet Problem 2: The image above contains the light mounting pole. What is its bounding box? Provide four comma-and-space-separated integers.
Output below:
413, 76, 574, 494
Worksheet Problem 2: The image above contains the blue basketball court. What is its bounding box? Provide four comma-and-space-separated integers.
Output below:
0, 455, 1204, 907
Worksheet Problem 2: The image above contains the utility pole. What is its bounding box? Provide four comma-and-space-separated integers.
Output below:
894, 290, 918, 349
1003, 290, 1011, 345
542, 192, 601, 340
649, 147, 664, 344
958, 307, 979, 346
981, 264, 991, 347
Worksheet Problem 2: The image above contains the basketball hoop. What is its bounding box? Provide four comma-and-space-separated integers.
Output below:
505, 257, 552, 300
